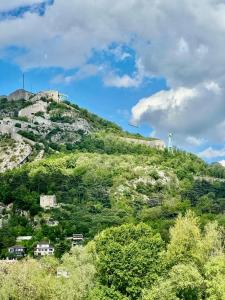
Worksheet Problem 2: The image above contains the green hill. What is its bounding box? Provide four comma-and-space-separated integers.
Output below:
1, 130, 225, 257
1, 91, 225, 259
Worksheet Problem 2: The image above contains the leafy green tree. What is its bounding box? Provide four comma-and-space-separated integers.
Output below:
145, 211, 225, 300
204, 255, 225, 299
144, 264, 203, 300
87, 285, 128, 300
92, 223, 164, 299
56, 246, 96, 300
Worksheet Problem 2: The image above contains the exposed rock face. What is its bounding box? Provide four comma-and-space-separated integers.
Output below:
0, 88, 165, 173
0, 137, 32, 173
0, 89, 93, 171
7, 89, 34, 101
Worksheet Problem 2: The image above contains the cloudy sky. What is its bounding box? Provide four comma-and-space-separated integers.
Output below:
1, 0, 225, 163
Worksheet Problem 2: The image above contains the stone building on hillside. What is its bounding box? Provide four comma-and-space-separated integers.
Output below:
57, 268, 69, 278
40, 195, 57, 209
32, 90, 61, 103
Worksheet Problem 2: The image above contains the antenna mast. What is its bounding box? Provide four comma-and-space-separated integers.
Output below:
168, 133, 173, 153
22, 73, 25, 90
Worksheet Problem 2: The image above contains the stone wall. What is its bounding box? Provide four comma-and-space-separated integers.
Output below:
19, 101, 48, 119
121, 137, 166, 150
32, 90, 60, 103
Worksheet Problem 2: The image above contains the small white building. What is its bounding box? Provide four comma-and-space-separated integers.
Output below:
34, 241, 54, 256
40, 195, 57, 209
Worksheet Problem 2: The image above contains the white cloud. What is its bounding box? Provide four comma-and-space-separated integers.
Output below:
2, 0, 225, 147
131, 81, 225, 144
51, 64, 102, 84
186, 136, 205, 146
0, 1, 43, 12
0, 0, 225, 82
110, 46, 131, 62
104, 74, 140, 88
103, 58, 145, 88
219, 160, 225, 167
199, 147, 225, 159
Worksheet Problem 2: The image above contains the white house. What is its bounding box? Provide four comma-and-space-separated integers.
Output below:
34, 241, 54, 256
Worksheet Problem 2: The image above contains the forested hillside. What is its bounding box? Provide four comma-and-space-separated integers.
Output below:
1, 95, 225, 299
1, 131, 225, 258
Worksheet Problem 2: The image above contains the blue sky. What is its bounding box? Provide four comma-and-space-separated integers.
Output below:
0, 53, 167, 138
1, 0, 225, 164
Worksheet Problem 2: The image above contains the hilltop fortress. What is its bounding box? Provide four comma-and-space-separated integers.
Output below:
4, 89, 62, 103
0, 88, 166, 172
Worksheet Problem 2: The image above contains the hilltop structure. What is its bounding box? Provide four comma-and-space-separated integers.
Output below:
0, 88, 166, 173
4, 89, 61, 103
7, 89, 34, 101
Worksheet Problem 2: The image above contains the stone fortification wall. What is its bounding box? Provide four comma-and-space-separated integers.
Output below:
32, 91, 60, 103
121, 137, 166, 150
18, 101, 48, 119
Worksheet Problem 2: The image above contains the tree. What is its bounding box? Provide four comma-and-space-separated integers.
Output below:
144, 264, 203, 300
204, 255, 225, 300
92, 223, 164, 299
0, 259, 57, 299
0, 246, 95, 300
87, 284, 128, 300
55, 246, 96, 300
145, 211, 225, 300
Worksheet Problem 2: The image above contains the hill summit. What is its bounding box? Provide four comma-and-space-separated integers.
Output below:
0, 89, 165, 172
